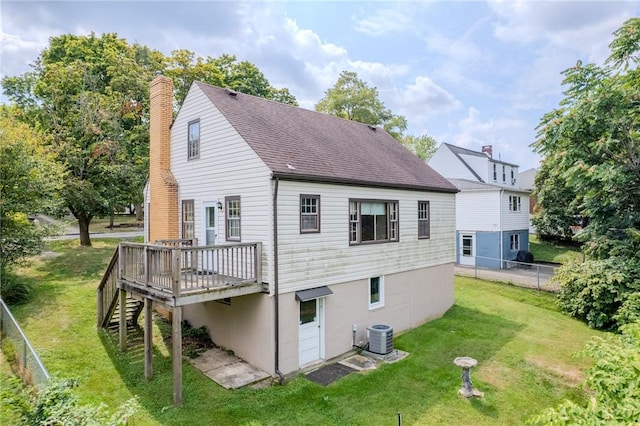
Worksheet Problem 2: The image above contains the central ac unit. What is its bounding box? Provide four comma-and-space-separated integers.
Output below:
367, 324, 393, 355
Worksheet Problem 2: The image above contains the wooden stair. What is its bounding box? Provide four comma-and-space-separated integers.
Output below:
105, 294, 144, 330
97, 248, 143, 330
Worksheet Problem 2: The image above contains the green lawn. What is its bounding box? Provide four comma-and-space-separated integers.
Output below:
529, 234, 584, 264
3, 238, 602, 425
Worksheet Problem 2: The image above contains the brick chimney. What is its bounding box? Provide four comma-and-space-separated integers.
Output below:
481, 145, 493, 158
148, 74, 179, 243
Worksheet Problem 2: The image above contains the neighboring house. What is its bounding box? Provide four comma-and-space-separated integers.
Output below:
519, 168, 537, 233
428, 143, 530, 269
137, 75, 457, 379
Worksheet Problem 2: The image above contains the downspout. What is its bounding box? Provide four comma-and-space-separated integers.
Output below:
272, 176, 285, 384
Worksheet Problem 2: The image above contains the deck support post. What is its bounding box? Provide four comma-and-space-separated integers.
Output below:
144, 297, 153, 380
172, 305, 183, 406
118, 289, 127, 351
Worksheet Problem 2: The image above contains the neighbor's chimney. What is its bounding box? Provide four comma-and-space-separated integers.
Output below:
481, 145, 493, 158
149, 73, 179, 243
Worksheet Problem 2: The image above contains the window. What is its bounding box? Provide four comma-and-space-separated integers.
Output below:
188, 119, 200, 159
418, 201, 430, 239
369, 276, 384, 309
299, 299, 317, 324
502, 165, 506, 182
182, 200, 194, 239
349, 199, 398, 244
510, 234, 520, 251
510, 169, 515, 184
225, 196, 240, 241
492, 164, 497, 181
509, 195, 521, 212
300, 195, 320, 233
462, 235, 473, 256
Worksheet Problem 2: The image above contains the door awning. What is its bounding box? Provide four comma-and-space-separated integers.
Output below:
295, 286, 333, 302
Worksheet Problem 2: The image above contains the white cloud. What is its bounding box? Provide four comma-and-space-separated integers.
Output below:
395, 75, 461, 118
353, 7, 413, 36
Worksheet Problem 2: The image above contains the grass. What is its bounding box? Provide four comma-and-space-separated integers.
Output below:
529, 234, 584, 264
2, 238, 603, 425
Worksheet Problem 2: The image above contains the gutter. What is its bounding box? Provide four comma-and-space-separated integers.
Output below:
272, 176, 285, 384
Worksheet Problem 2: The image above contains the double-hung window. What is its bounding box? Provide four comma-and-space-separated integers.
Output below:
225, 196, 240, 241
510, 234, 520, 251
349, 199, 398, 244
188, 119, 200, 159
492, 164, 497, 181
509, 195, 521, 212
418, 201, 430, 239
369, 276, 384, 309
502, 165, 506, 183
182, 200, 194, 239
300, 195, 320, 233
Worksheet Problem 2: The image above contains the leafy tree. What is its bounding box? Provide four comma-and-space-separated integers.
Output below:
166, 51, 298, 106
0, 107, 65, 301
533, 18, 640, 328
399, 134, 437, 161
315, 71, 407, 139
3, 33, 163, 246
0, 376, 139, 425
529, 322, 640, 425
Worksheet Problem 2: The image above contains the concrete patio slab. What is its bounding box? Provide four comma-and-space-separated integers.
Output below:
190, 348, 271, 390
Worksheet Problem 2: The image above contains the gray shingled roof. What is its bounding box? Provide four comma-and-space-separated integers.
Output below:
445, 143, 518, 168
195, 82, 457, 193
449, 178, 530, 194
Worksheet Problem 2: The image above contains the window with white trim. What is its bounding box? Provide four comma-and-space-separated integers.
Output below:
182, 200, 194, 239
502, 165, 506, 182
418, 201, 430, 239
300, 195, 320, 233
492, 163, 497, 181
509, 195, 521, 212
225, 196, 240, 241
510, 234, 520, 251
369, 276, 384, 309
188, 119, 200, 159
349, 199, 398, 244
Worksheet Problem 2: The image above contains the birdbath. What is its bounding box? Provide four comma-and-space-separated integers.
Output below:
453, 357, 483, 398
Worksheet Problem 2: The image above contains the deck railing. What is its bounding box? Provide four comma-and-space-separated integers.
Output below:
97, 248, 119, 327
119, 242, 262, 297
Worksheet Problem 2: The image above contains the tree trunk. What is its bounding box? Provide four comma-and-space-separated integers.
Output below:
135, 202, 144, 222
78, 216, 92, 247
109, 210, 115, 229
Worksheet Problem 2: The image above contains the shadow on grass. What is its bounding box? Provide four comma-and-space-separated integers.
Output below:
97, 303, 524, 425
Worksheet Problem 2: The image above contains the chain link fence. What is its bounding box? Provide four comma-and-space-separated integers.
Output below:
455, 255, 560, 292
0, 298, 49, 388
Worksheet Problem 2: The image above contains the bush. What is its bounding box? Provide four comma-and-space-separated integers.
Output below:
0, 375, 139, 426
529, 322, 640, 425
554, 258, 640, 330
0, 271, 34, 305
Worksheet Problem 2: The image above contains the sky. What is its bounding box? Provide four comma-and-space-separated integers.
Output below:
1, 1, 638, 170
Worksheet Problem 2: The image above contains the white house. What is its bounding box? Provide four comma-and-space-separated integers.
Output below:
428, 143, 530, 269
134, 75, 458, 380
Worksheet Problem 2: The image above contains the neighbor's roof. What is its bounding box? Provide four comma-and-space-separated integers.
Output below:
444, 143, 519, 168
195, 82, 457, 193
449, 178, 530, 194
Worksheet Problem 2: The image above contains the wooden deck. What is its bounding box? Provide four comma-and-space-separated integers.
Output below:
117, 241, 265, 306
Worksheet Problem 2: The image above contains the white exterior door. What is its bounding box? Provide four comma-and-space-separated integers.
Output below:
299, 298, 324, 367
460, 233, 475, 266
202, 203, 219, 272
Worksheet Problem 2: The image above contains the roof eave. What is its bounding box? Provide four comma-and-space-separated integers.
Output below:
271, 172, 459, 194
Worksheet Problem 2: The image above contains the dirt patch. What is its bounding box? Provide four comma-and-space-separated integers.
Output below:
526, 355, 584, 385
475, 360, 517, 390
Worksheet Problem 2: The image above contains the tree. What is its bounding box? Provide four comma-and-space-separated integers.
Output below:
3, 33, 163, 246
0, 107, 65, 301
315, 71, 407, 139
166, 51, 298, 106
533, 18, 640, 329
399, 134, 437, 161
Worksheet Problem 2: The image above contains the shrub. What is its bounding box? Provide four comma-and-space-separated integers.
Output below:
554, 258, 640, 330
0, 271, 34, 305
528, 322, 640, 425
0, 375, 139, 426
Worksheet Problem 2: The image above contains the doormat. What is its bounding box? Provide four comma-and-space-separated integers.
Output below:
306, 363, 356, 386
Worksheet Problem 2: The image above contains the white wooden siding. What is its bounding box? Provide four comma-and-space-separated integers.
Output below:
455, 190, 501, 231
501, 191, 530, 230
171, 85, 274, 283
428, 147, 478, 181
275, 181, 456, 294
458, 154, 489, 182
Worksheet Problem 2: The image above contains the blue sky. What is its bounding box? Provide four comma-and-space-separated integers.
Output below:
1, 1, 638, 170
